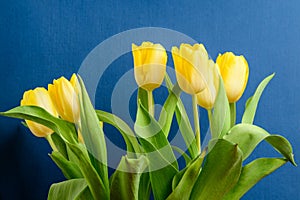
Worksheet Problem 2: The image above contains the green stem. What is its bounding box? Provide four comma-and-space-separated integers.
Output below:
229, 102, 236, 127
46, 134, 58, 151
147, 90, 154, 117
192, 95, 201, 155
207, 109, 213, 137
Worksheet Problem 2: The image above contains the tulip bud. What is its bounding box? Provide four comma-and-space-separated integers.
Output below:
132, 42, 167, 91
196, 60, 219, 109
216, 52, 249, 103
21, 87, 58, 137
172, 44, 209, 95
48, 74, 80, 123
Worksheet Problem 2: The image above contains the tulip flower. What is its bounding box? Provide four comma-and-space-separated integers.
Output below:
216, 52, 249, 103
196, 60, 219, 110
132, 41, 167, 91
172, 43, 209, 95
48, 74, 80, 123
21, 87, 58, 137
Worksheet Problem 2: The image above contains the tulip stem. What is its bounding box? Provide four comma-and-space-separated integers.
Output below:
46, 134, 58, 152
147, 90, 154, 117
207, 109, 213, 137
229, 102, 236, 127
192, 95, 201, 155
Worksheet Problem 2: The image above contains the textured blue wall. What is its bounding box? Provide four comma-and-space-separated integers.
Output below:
0, 1, 300, 199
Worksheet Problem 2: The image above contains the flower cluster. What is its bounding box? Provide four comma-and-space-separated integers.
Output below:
1, 41, 296, 200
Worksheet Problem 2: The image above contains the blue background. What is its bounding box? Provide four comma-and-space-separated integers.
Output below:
0, 0, 299, 199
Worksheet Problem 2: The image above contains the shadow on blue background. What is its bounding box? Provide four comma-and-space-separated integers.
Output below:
1, 1, 300, 199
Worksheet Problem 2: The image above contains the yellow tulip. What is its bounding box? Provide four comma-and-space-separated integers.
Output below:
172, 43, 209, 95
196, 60, 219, 109
48, 74, 80, 123
132, 41, 167, 91
21, 87, 58, 137
216, 52, 249, 103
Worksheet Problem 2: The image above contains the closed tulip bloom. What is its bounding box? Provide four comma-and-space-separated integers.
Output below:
172, 43, 208, 95
196, 60, 219, 109
48, 74, 80, 123
216, 52, 249, 103
21, 87, 58, 137
132, 42, 167, 91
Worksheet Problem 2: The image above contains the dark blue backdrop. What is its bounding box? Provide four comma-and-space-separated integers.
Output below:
1, 1, 299, 199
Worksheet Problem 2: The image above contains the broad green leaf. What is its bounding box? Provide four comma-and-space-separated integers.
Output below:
167, 152, 205, 200
134, 101, 178, 200
223, 158, 287, 199
96, 110, 141, 155
158, 82, 181, 136
242, 73, 275, 124
67, 143, 108, 200
211, 77, 231, 139
0, 105, 76, 143
165, 74, 198, 159
50, 151, 83, 179
190, 139, 242, 200
224, 123, 296, 165
110, 155, 148, 200
48, 178, 87, 200
138, 172, 151, 200
75, 187, 93, 200
77, 76, 109, 192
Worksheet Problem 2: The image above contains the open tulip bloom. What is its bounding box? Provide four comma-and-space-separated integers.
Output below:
1, 41, 296, 200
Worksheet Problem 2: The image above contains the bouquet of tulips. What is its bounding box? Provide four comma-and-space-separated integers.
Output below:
1, 42, 296, 200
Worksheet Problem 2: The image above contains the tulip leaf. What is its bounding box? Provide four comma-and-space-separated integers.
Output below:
211, 77, 231, 139
223, 124, 296, 165
50, 151, 83, 179
77, 75, 110, 194
134, 101, 178, 200
48, 178, 88, 200
223, 158, 287, 199
66, 142, 108, 200
138, 87, 150, 111
75, 187, 93, 200
138, 172, 151, 200
110, 155, 148, 200
51, 132, 68, 159
190, 139, 243, 200
171, 145, 192, 165
242, 73, 275, 124
96, 109, 141, 155
0, 105, 77, 143
158, 82, 181, 136
164, 74, 198, 159
167, 152, 205, 200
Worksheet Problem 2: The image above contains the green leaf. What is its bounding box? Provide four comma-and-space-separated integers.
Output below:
77, 76, 109, 192
138, 87, 150, 111
138, 172, 151, 200
134, 101, 178, 200
158, 82, 181, 136
75, 187, 93, 200
96, 110, 141, 155
223, 158, 287, 199
67, 143, 108, 200
164, 74, 198, 159
171, 145, 192, 166
110, 155, 148, 200
242, 73, 275, 124
0, 105, 76, 143
49, 151, 83, 179
223, 123, 296, 165
211, 77, 231, 139
167, 152, 205, 200
51, 132, 68, 159
48, 179, 87, 200
190, 139, 242, 200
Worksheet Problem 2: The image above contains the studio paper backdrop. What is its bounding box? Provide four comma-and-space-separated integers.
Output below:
0, 1, 299, 199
